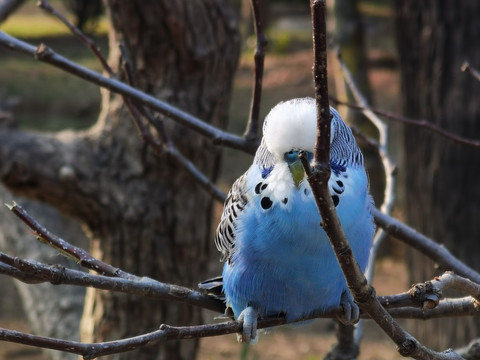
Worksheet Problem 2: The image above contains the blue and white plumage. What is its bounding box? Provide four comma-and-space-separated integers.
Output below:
209, 98, 374, 342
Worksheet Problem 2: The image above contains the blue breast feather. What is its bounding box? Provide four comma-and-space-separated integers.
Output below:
222, 166, 374, 322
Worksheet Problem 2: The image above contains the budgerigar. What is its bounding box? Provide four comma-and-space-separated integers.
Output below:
203, 98, 374, 343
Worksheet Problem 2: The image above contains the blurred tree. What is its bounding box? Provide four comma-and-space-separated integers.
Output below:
0, 1, 240, 359
394, 0, 480, 349
333, 0, 372, 125
65, 0, 103, 33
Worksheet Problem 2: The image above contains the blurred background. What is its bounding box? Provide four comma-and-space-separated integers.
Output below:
1, 0, 478, 359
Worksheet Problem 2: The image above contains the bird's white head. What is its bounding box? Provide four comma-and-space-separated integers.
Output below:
263, 98, 339, 161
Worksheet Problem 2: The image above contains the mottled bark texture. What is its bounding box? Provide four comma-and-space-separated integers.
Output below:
394, 0, 480, 349
0, 1, 240, 359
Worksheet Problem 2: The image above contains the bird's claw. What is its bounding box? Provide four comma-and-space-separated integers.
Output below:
338, 290, 360, 325
237, 306, 259, 344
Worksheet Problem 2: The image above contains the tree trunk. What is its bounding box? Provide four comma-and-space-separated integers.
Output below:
0, 1, 240, 359
394, 0, 480, 349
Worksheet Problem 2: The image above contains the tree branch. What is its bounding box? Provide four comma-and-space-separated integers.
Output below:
1, 202, 479, 358
307, 1, 464, 359
243, 0, 268, 143
372, 207, 480, 285
461, 61, 480, 82
0, 0, 25, 23
0, 250, 225, 313
7, 202, 136, 279
37, 0, 114, 76
330, 96, 480, 148
0, 30, 257, 154
1, 260, 478, 358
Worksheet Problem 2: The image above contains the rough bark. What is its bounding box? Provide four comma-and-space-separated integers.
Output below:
0, 1, 240, 359
394, 0, 480, 349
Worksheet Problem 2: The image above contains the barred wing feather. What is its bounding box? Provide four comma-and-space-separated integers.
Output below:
214, 172, 248, 262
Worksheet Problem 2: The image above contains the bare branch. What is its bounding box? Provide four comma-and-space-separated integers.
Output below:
331, 97, 480, 148
0, 0, 25, 23
0, 298, 476, 359
2, 250, 478, 320
0, 261, 43, 284
372, 207, 480, 285
243, 0, 268, 143
2, 260, 477, 358
0, 251, 225, 314
2, 234, 479, 358
461, 61, 480, 82
0, 31, 257, 153
7, 202, 135, 279
388, 297, 479, 319
0, 321, 245, 360
434, 272, 480, 302
307, 2, 464, 359
37, 0, 114, 76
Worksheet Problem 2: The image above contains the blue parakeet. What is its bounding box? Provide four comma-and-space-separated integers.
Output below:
203, 98, 374, 343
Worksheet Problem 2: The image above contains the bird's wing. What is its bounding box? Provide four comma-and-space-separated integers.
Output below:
214, 172, 249, 262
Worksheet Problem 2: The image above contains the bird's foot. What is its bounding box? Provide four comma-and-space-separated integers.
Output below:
338, 290, 360, 325
236, 306, 259, 344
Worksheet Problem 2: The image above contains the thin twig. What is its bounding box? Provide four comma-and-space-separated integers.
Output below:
372, 207, 480, 285
37, 0, 114, 76
331, 96, 480, 148
461, 61, 480, 82
243, 0, 268, 143
6, 202, 134, 279
0, 31, 257, 153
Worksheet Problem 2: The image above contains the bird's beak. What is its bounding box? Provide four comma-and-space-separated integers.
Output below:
288, 160, 305, 187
